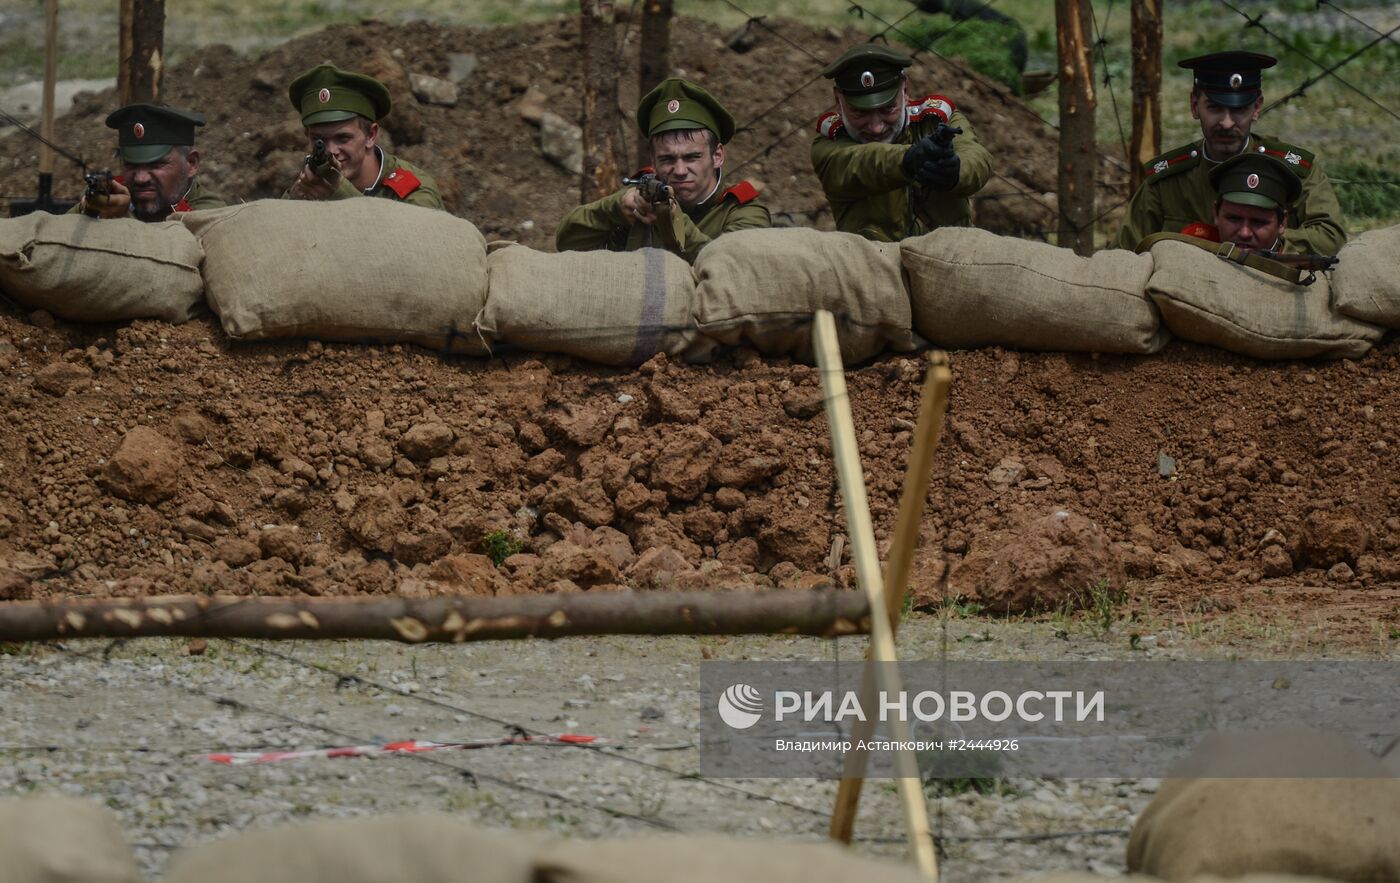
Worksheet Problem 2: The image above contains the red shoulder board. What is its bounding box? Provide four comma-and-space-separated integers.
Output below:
1145, 147, 1198, 177
633, 166, 656, 176
1260, 147, 1312, 170
722, 181, 759, 205
816, 111, 845, 140
908, 94, 955, 124
172, 198, 193, 213
383, 168, 422, 199
1180, 221, 1220, 242
113, 174, 128, 186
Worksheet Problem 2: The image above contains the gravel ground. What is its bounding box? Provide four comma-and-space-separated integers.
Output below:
0, 615, 1173, 881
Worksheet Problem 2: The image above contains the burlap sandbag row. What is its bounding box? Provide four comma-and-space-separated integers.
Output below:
901, 227, 1168, 354
1147, 239, 1385, 359
689, 227, 918, 365
0, 796, 141, 883
0, 213, 204, 323
1128, 729, 1400, 883
479, 243, 696, 366
181, 199, 490, 354
1331, 224, 1400, 329
160, 814, 930, 883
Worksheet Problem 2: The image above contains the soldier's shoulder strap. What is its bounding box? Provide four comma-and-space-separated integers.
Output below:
383, 166, 423, 199
1141, 142, 1201, 183
1251, 134, 1316, 178
907, 94, 955, 124
721, 180, 760, 205
816, 110, 845, 140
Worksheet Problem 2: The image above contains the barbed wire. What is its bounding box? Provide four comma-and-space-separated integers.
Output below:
1317, 0, 1400, 48
1090, 0, 1130, 167
1212, 0, 1400, 124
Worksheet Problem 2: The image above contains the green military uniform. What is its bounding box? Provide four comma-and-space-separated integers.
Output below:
555, 178, 768, 263
555, 77, 770, 262
286, 64, 444, 210
76, 103, 225, 220
1115, 50, 1345, 255
305, 146, 443, 210
810, 45, 993, 242
1115, 135, 1345, 255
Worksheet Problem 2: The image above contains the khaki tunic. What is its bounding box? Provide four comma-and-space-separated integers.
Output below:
1115, 134, 1347, 255
555, 179, 770, 264
287, 148, 444, 210
810, 97, 993, 242
70, 177, 226, 219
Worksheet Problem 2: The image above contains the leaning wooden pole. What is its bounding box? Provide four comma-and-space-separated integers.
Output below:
1129, 0, 1163, 191
830, 351, 952, 846
119, 0, 165, 104
0, 591, 871, 644
813, 311, 937, 882
1055, 0, 1097, 255
40, 0, 58, 178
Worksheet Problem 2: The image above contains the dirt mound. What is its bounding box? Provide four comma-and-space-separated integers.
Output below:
0, 15, 1126, 243
0, 301, 1399, 610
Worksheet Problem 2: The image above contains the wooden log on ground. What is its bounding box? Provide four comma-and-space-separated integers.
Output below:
0, 590, 870, 644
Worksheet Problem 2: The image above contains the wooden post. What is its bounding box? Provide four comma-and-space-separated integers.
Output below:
1129, 0, 1163, 191
580, 0, 623, 203
636, 0, 674, 163
119, 0, 165, 104
813, 312, 938, 882
40, 0, 58, 177
830, 352, 952, 846
1055, 0, 1097, 255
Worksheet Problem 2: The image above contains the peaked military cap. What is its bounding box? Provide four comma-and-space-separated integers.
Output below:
1179, 51, 1277, 108
288, 64, 392, 125
1210, 152, 1301, 211
821, 44, 912, 110
637, 78, 736, 143
104, 104, 204, 164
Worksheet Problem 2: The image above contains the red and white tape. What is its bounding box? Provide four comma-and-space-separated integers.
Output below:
207, 734, 602, 765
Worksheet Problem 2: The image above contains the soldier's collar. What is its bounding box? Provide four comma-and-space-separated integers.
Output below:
1200, 135, 1254, 165
685, 175, 723, 217
362, 146, 386, 195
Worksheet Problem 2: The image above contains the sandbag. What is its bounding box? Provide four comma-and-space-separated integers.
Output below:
479, 244, 695, 366
162, 813, 547, 883
901, 227, 1167, 353
0, 213, 204, 323
182, 200, 489, 354
1331, 225, 1400, 329
0, 795, 141, 883
1127, 729, 1400, 883
1147, 239, 1385, 359
533, 834, 929, 883
689, 228, 917, 364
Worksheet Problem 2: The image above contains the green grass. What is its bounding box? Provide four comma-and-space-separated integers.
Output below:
480, 529, 524, 566
895, 15, 1025, 94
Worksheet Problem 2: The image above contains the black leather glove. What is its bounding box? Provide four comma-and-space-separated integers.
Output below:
901, 136, 946, 181
915, 151, 961, 191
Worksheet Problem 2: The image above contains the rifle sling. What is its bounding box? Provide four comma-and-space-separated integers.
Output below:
1136, 232, 1305, 285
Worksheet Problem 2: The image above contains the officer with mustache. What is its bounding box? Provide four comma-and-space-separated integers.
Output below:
1116, 51, 1346, 255
78, 104, 225, 221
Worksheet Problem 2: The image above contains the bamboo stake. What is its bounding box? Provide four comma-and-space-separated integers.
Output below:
831, 351, 952, 844
812, 311, 937, 881
0, 590, 870, 644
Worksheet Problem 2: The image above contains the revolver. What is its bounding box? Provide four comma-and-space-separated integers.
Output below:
622, 171, 672, 205
81, 169, 115, 215
304, 138, 340, 183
